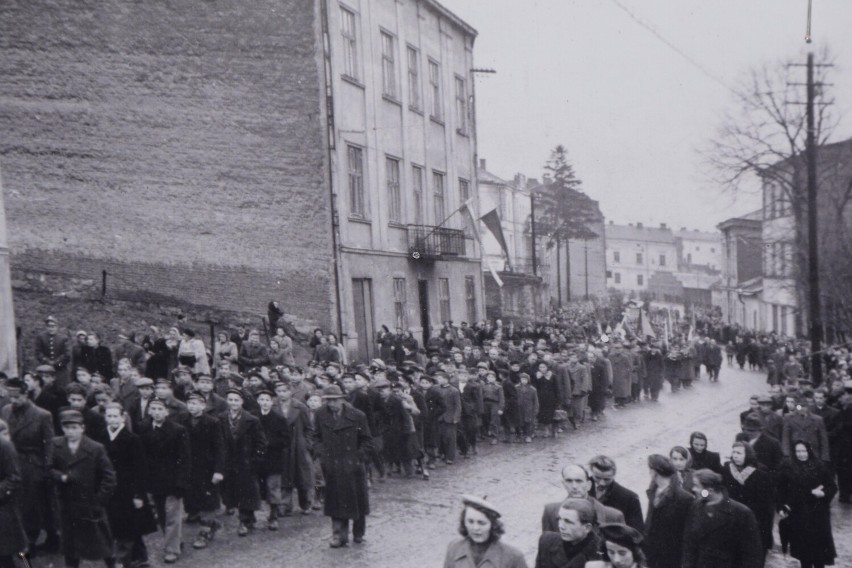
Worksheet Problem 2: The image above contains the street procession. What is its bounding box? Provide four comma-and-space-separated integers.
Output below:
1, 1, 852, 567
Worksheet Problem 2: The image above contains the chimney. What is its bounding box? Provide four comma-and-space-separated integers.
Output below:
636, 222, 643, 229
514, 173, 527, 189
479, 158, 486, 169
660, 223, 667, 229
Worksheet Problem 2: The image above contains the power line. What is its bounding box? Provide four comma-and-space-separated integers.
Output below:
607, 0, 743, 99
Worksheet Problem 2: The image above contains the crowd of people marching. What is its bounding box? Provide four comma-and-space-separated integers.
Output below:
0, 303, 849, 568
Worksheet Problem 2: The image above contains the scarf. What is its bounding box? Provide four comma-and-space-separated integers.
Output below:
728, 462, 756, 485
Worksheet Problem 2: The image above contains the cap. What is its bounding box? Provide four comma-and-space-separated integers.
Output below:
134, 377, 154, 388
3, 378, 25, 392
461, 495, 501, 518
147, 397, 168, 409
599, 523, 643, 549
418, 374, 436, 384
155, 379, 172, 387
742, 413, 764, 431
756, 394, 773, 404
195, 374, 213, 382
373, 377, 391, 389
255, 389, 275, 399
64, 383, 87, 397
225, 388, 245, 400
325, 362, 342, 371
185, 392, 206, 404
59, 409, 84, 425
476, 362, 490, 370
35, 364, 56, 374
369, 359, 387, 371
174, 365, 193, 375
45, 315, 58, 324
321, 385, 346, 399
75, 330, 87, 338
227, 373, 245, 387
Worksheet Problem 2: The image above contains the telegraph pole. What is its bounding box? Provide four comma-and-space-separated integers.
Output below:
530, 192, 538, 277
805, 52, 823, 385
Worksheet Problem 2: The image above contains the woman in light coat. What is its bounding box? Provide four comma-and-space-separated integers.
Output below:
179, 328, 210, 375
443, 495, 527, 568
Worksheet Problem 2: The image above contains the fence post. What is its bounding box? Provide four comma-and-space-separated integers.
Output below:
101, 270, 107, 298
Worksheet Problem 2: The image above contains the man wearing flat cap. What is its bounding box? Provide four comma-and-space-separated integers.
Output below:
738, 413, 783, 481
35, 316, 72, 388
310, 385, 373, 548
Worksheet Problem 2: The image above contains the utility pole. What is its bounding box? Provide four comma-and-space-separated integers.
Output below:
530, 192, 537, 276
805, 52, 823, 385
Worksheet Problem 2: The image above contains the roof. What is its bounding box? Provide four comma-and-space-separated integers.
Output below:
737, 276, 763, 295
605, 223, 675, 244
717, 209, 762, 231
477, 167, 511, 186
423, 0, 478, 38
674, 229, 720, 242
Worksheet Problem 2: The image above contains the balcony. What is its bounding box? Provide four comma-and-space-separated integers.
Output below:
503, 256, 549, 278
407, 224, 466, 260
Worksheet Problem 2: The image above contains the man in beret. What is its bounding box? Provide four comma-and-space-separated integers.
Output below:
219, 388, 268, 536
0, 378, 59, 556
50, 409, 117, 568
536, 498, 602, 568
127, 377, 155, 431
309, 385, 373, 548
139, 398, 191, 564
35, 316, 72, 388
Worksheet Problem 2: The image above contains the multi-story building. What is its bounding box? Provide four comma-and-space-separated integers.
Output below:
605, 222, 678, 294
675, 228, 722, 271
712, 210, 763, 328
0, 0, 482, 362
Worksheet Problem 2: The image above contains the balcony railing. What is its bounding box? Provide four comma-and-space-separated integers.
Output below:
407, 224, 466, 260
505, 257, 549, 277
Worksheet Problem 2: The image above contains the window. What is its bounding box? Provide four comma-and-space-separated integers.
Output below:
465, 276, 476, 324
412, 165, 424, 225
614, 273, 621, 284
380, 31, 397, 98
687, 253, 692, 264
393, 278, 408, 329
613, 251, 620, 263
386, 157, 401, 223
433, 171, 445, 223
498, 191, 507, 218
347, 145, 365, 217
459, 179, 470, 203
780, 306, 788, 335
636, 252, 643, 265
710, 247, 715, 253
439, 278, 451, 323
407, 46, 420, 110
340, 7, 359, 79
428, 59, 442, 120
637, 274, 644, 286
606, 270, 612, 278
659, 254, 666, 267
454, 76, 467, 133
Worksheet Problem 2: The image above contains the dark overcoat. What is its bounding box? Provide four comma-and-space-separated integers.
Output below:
253, 409, 291, 477
176, 413, 226, 513
103, 427, 157, 540
777, 459, 837, 565
596, 480, 644, 532
280, 399, 315, 492
50, 435, 116, 560
0, 437, 28, 556
722, 462, 775, 550
219, 410, 268, 511
608, 349, 633, 399
422, 384, 446, 447
535, 531, 601, 568
681, 497, 764, 568
645, 484, 694, 568
643, 349, 665, 393
312, 403, 373, 519
0, 401, 54, 531
138, 419, 191, 497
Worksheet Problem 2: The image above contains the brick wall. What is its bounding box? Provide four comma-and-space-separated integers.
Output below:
0, 0, 335, 329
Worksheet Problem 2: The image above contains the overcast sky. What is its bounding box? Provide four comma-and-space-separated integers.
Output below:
441, 0, 852, 231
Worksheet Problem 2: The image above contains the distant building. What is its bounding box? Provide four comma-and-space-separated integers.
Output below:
712, 210, 763, 328
675, 228, 722, 271
0, 0, 482, 362
605, 222, 678, 295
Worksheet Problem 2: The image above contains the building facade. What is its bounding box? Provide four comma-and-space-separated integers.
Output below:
0, 0, 482, 362
675, 228, 722, 271
605, 222, 678, 294
712, 211, 763, 328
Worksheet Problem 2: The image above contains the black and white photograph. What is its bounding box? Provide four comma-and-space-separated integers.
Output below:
1, 0, 851, 567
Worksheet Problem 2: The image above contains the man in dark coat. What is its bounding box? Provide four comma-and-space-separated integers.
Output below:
80, 332, 115, 381
35, 315, 72, 388
219, 388, 268, 536
113, 332, 147, 374
781, 394, 830, 462
419, 374, 446, 464
0, 419, 28, 567
645, 455, 694, 568
435, 371, 461, 464
535, 498, 602, 568
49, 409, 117, 568
103, 403, 156, 568
542, 464, 624, 532
310, 385, 373, 548
274, 380, 315, 515
0, 378, 58, 555
681, 469, 763, 568
252, 389, 290, 531
812, 388, 842, 465
705, 339, 723, 381
65, 383, 108, 445
139, 398, 191, 564
588, 455, 644, 532
740, 414, 784, 482
238, 330, 270, 371
643, 343, 666, 401
178, 393, 225, 550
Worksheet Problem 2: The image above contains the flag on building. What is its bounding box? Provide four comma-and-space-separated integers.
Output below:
459, 199, 482, 246
480, 208, 511, 266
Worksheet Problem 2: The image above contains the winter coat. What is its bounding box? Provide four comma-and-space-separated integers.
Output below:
0, 437, 27, 556
443, 537, 528, 568
533, 372, 558, 424
588, 359, 609, 413
438, 384, 462, 424
517, 383, 539, 425
176, 413, 226, 513
80, 345, 115, 380
596, 480, 644, 532
380, 394, 417, 463
722, 462, 775, 550
566, 362, 591, 396
138, 419, 191, 497
213, 340, 240, 373
103, 427, 157, 540
782, 412, 830, 462
178, 338, 210, 375
311, 404, 373, 519
0, 401, 54, 532
35, 332, 72, 387
609, 349, 633, 399
50, 435, 117, 560
238, 341, 270, 371
777, 458, 837, 565
253, 409, 291, 477
645, 483, 694, 568
681, 497, 764, 568
535, 531, 601, 568
689, 448, 723, 474
219, 410, 268, 511
279, 399, 315, 493
643, 349, 665, 391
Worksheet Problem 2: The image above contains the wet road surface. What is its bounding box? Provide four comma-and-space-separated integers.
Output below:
28, 364, 850, 567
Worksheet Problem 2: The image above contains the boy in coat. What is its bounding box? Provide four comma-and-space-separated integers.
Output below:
516, 373, 539, 443
253, 389, 290, 531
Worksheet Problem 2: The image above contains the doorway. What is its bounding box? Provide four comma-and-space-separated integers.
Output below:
352, 278, 375, 363
418, 280, 431, 346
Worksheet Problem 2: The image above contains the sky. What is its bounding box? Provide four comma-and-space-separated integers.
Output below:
440, 0, 852, 231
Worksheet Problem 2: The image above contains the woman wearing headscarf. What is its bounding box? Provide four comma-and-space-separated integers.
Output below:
669, 446, 696, 494
721, 441, 775, 553
777, 440, 837, 568
687, 431, 722, 473
443, 495, 527, 568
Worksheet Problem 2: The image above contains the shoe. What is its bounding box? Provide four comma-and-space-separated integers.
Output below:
490, 439, 498, 445
192, 530, 210, 549
524, 437, 532, 443
238, 523, 249, 537
268, 519, 279, 531
422, 470, 430, 480
312, 500, 323, 510
163, 553, 179, 564
353, 536, 365, 544
445, 460, 453, 465
428, 462, 437, 469
225, 508, 236, 516
329, 537, 348, 548
301, 508, 311, 515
